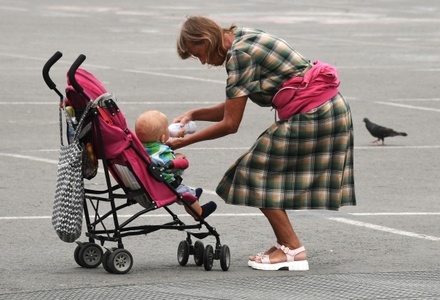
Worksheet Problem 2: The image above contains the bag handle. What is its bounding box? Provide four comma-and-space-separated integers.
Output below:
59, 99, 93, 146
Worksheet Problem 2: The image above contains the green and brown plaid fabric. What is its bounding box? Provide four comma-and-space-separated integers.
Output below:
216, 94, 356, 210
225, 27, 312, 106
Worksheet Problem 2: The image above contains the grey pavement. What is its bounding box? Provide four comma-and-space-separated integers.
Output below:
1, 0, 439, 299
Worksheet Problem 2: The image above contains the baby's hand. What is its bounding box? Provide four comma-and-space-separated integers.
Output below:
174, 152, 186, 159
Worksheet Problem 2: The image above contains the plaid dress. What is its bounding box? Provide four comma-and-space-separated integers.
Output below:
215, 28, 356, 210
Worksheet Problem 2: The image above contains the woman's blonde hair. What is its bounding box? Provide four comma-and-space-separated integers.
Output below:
177, 16, 236, 63
135, 110, 169, 143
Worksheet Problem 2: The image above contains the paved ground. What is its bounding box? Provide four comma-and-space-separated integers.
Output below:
1, 0, 439, 299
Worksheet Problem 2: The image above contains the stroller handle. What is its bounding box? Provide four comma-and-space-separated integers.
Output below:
68, 54, 87, 95
42, 51, 63, 90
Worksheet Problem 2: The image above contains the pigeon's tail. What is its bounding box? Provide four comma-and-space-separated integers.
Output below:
388, 130, 408, 137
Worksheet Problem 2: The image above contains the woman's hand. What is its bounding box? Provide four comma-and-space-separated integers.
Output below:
166, 137, 187, 150
172, 111, 193, 126
167, 96, 247, 150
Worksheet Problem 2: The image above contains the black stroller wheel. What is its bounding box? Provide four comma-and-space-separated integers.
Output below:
219, 245, 231, 271
74, 242, 84, 267
193, 240, 204, 266
101, 250, 113, 273
203, 245, 214, 271
108, 249, 133, 274
177, 240, 190, 266
78, 243, 103, 268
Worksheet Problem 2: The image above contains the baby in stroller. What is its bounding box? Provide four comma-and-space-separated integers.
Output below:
135, 109, 217, 220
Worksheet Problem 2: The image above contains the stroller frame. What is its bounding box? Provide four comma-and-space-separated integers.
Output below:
43, 52, 230, 274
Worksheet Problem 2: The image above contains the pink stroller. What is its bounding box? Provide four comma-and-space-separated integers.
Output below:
43, 52, 230, 274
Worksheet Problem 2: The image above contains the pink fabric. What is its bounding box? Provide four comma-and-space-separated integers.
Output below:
171, 158, 189, 170
93, 104, 131, 159
65, 68, 193, 208
111, 147, 179, 208
115, 132, 202, 207
180, 193, 197, 205
65, 68, 107, 109
272, 61, 340, 120
95, 106, 190, 208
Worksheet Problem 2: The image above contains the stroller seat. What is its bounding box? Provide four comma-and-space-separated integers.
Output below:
42, 51, 230, 274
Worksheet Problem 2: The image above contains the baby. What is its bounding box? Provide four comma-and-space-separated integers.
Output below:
135, 110, 216, 220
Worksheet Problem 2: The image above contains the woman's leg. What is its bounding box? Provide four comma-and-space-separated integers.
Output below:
256, 208, 307, 262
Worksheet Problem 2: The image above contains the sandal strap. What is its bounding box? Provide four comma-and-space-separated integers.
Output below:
250, 242, 282, 260
260, 245, 305, 264
280, 245, 306, 262
260, 254, 271, 264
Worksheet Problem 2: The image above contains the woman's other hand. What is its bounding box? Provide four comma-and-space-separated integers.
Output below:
172, 111, 193, 127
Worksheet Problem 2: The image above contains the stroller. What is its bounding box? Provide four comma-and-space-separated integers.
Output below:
42, 51, 230, 274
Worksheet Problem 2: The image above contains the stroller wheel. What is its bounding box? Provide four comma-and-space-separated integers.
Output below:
101, 250, 113, 273
219, 244, 231, 271
193, 240, 204, 266
78, 243, 103, 268
108, 249, 133, 274
203, 244, 214, 271
74, 242, 84, 267
177, 240, 190, 266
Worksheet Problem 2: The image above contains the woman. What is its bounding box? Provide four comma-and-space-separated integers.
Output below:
167, 16, 356, 271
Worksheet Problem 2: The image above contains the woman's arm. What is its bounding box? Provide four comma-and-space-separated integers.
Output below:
167, 96, 247, 150
174, 102, 226, 123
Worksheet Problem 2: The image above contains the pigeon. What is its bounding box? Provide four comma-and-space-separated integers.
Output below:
362, 117, 407, 145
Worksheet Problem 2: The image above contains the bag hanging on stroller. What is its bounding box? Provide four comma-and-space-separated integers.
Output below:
52, 98, 93, 243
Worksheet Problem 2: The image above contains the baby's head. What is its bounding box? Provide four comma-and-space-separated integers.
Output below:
135, 110, 170, 144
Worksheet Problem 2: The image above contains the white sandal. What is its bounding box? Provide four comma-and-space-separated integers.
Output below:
251, 245, 309, 271
247, 243, 281, 267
